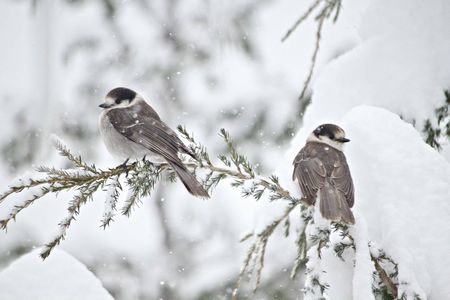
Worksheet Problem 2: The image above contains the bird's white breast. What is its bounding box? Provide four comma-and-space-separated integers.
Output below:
98, 110, 165, 163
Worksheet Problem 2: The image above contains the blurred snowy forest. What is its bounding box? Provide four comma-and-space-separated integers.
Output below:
0, 0, 449, 299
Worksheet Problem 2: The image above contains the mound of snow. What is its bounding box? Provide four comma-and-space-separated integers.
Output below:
283, 105, 450, 298
0, 248, 113, 300
302, 0, 450, 152
342, 106, 450, 298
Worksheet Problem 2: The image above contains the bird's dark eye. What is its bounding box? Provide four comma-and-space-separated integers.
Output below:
115, 99, 122, 104
313, 128, 321, 137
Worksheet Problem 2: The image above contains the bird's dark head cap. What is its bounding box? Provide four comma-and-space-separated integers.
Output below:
106, 87, 137, 104
313, 124, 350, 143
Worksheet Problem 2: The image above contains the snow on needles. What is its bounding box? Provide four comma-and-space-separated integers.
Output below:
354, 106, 448, 297
304, 0, 450, 136
342, 106, 450, 298
350, 214, 375, 300
280, 106, 450, 298
0, 248, 113, 300
277, 1, 450, 295
101, 175, 119, 227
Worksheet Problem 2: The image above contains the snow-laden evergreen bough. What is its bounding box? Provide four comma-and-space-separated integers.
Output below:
3, 0, 447, 298
0, 126, 413, 299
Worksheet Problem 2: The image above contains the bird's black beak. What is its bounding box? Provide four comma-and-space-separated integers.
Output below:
337, 137, 350, 143
99, 103, 110, 109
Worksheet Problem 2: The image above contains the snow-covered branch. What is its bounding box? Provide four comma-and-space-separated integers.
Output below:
0, 128, 419, 299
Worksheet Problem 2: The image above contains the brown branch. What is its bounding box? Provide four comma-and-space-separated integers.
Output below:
281, 0, 322, 42
231, 202, 301, 298
280, 1, 343, 100
0, 163, 136, 204
371, 254, 398, 298
189, 162, 297, 201
298, 12, 325, 100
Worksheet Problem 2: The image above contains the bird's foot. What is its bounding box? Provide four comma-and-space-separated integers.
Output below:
118, 158, 130, 169
126, 161, 138, 177
117, 158, 137, 177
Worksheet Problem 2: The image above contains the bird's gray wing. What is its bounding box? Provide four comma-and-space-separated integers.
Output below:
330, 156, 354, 207
134, 103, 195, 158
107, 108, 186, 167
292, 148, 327, 204
138, 102, 162, 121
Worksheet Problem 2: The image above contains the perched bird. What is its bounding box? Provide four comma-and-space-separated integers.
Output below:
292, 124, 355, 224
98, 87, 209, 198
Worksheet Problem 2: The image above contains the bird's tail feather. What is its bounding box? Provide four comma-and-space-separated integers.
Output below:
169, 162, 210, 198
319, 180, 355, 224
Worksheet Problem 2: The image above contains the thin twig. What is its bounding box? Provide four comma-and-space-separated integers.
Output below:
0, 128, 412, 299
281, 0, 322, 42
231, 202, 300, 298
231, 243, 257, 300
371, 254, 398, 298
280, 0, 343, 100
298, 13, 325, 100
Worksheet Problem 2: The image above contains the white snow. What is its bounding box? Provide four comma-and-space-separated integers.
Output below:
303, 243, 327, 300
350, 214, 375, 300
0, 0, 449, 299
101, 176, 119, 225
274, 1, 450, 295
0, 184, 50, 224
300, 0, 450, 156
281, 105, 450, 298
318, 246, 353, 299
343, 106, 450, 299
0, 248, 113, 300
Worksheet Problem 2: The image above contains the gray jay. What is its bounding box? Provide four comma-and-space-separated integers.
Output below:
98, 87, 209, 198
292, 124, 355, 224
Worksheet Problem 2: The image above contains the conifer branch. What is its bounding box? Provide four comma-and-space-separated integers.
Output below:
372, 254, 398, 299
291, 212, 312, 279
281, 0, 322, 43
370, 246, 400, 299
281, 0, 343, 100
0, 129, 299, 259
101, 176, 120, 229
423, 89, 450, 150
0, 129, 416, 299
52, 137, 98, 173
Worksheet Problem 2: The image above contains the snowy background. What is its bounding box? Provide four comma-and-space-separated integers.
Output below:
0, 0, 449, 299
